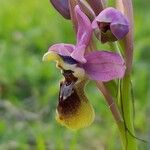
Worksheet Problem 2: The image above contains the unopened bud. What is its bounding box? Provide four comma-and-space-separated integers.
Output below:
92, 7, 129, 43
50, 0, 70, 19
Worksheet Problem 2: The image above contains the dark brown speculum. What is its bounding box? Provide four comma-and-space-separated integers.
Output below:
57, 70, 81, 117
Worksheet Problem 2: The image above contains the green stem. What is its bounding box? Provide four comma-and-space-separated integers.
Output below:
108, 42, 118, 51
109, 42, 137, 149
117, 121, 127, 149
120, 74, 137, 150
108, 42, 123, 56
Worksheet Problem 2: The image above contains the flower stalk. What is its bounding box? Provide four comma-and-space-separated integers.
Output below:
121, 75, 137, 149
116, 0, 137, 149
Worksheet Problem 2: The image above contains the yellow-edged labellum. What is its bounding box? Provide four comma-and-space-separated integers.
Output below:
43, 51, 95, 130
42, 51, 64, 68
56, 99, 95, 130
56, 78, 95, 130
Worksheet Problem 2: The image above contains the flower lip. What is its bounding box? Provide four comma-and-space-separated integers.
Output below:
56, 73, 95, 130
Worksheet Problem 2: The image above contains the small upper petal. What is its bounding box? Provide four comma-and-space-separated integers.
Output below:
83, 51, 126, 81
48, 43, 75, 56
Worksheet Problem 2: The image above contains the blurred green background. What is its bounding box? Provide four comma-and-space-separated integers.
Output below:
0, 0, 150, 149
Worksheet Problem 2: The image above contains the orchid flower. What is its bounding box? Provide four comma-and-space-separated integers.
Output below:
43, 5, 126, 130
92, 7, 129, 43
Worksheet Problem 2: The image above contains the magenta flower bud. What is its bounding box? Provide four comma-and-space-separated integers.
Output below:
50, 0, 70, 19
92, 7, 129, 43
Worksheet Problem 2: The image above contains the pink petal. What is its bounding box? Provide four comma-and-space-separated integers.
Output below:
83, 51, 126, 81
48, 43, 75, 56
75, 5, 92, 47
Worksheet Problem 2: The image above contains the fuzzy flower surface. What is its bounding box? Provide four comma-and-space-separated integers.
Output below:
43, 5, 126, 130
92, 7, 129, 43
